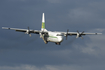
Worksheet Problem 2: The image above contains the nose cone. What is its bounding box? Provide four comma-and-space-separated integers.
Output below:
58, 36, 64, 42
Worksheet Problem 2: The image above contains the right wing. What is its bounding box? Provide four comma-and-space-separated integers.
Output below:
2, 27, 41, 34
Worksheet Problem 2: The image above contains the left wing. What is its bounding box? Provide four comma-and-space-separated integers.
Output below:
2, 27, 41, 34
59, 30, 102, 39
61, 32, 102, 35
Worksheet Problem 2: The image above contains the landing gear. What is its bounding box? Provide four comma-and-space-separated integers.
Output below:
41, 34, 48, 44
55, 42, 61, 45
45, 41, 48, 44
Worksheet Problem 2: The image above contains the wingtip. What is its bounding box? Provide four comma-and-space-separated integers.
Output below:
2, 27, 6, 29
2, 27, 10, 29
96, 33, 102, 35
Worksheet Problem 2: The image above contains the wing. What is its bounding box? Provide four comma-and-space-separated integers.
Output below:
61, 32, 102, 36
59, 31, 102, 39
2, 27, 40, 34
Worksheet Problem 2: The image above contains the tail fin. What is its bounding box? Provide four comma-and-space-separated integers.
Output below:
41, 13, 45, 31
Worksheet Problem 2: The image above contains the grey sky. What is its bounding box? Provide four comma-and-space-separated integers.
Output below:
0, 0, 105, 70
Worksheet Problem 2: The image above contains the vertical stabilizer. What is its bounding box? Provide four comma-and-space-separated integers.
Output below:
41, 13, 45, 30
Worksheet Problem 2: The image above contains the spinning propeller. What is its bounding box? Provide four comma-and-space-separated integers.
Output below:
76, 30, 84, 39
40, 29, 45, 38
65, 29, 69, 40
65, 30, 84, 39
25, 27, 31, 37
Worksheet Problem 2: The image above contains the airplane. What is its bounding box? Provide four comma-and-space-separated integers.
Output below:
2, 13, 102, 45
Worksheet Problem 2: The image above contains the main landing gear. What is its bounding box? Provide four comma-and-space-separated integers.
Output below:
55, 42, 61, 45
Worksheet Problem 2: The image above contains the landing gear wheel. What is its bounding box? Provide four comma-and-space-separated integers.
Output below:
55, 42, 60, 45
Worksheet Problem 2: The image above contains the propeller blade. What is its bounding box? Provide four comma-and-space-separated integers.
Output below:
76, 36, 79, 38
77, 30, 79, 34
66, 36, 67, 40
81, 31, 84, 34
76, 31, 85, 39
79, 31, 84, 39
67, 29, 69, 33
81, 36, 83, 39
28, 26, 29, 30
29, 34, 31, 37
76, 30, 79, 38
66, 29, 69, 40
26, 26, 31, 37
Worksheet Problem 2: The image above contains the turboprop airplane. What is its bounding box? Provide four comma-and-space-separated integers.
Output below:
2, 13, 102, 45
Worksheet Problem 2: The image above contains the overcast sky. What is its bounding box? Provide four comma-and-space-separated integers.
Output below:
0, 0, 105, 70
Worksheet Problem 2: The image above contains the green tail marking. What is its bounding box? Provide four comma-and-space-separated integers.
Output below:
42, 22, 45, 29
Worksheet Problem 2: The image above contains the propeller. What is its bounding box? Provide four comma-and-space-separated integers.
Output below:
40, 29, 45, 38
66, 29, 69, 40
76, 31, 84, 39
25, 27, 31, 37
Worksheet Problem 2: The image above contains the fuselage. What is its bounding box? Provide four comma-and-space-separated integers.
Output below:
44, 31, 64, 43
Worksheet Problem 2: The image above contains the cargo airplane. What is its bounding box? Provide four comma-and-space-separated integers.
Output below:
2, 13, 102, 45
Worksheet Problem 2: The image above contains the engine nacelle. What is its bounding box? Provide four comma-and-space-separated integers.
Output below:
25, 30, 31, 37
26, 30, 29, 34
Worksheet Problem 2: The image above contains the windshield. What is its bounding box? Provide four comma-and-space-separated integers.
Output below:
56, 34, 63, 36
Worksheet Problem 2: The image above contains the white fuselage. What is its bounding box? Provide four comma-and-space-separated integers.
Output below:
45, 31, 64, 43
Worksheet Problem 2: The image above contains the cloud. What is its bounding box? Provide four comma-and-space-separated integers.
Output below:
68, 8, 100, 24
72, 28, 105, 56
0, 64, 105, 70
86, 29, 105, 55
0, 65, 39, 70
0, 0, 105, 70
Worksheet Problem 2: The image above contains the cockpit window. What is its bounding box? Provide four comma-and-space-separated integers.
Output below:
56, 34, 63, 36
